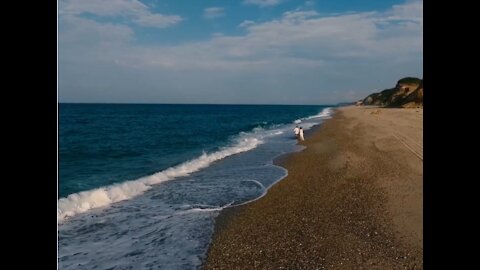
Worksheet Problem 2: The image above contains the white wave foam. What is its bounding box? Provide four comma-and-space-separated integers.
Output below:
178, 201, 235, 214
305, 107, 334, 120
293, 107, 334, 125
58, 137, 263, 222
242, 179, 266, 190
306, 108, 333, 119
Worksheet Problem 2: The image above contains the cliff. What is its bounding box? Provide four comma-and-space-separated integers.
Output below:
362, 77, 423, 108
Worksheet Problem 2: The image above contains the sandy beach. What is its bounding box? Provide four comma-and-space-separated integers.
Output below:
203, 106, 423, 269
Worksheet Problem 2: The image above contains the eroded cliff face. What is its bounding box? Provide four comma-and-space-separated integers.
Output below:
362, 77, 423, 108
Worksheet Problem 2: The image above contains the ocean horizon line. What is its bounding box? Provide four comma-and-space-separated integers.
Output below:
58, 102, 339, 106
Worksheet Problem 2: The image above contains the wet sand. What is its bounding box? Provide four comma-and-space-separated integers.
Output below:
203, 106, 423, 269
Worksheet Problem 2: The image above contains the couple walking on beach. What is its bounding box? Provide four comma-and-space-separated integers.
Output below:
294, 125, 305, 141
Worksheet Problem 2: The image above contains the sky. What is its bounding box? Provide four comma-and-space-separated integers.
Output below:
58, 0, 423, 105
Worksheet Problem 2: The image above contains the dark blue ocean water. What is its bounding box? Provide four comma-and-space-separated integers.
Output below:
60, 104, 331, 197
58, 104, 334, 270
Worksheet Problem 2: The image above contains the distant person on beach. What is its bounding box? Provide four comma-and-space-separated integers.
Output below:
294, 125, 300, 139
299, 127, 305, 141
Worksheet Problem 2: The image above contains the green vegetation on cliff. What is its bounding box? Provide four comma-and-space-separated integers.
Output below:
397, 77, 422, 85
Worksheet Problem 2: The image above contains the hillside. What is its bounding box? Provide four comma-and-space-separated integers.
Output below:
361, 77, 423, 108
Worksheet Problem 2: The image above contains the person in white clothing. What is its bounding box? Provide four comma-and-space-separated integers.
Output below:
298, 127, 305, 141
293, 125, 300, 139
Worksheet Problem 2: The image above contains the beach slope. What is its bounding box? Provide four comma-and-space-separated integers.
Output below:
203, 106, 423, 269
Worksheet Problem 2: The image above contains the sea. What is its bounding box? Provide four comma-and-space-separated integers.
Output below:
58, 103, 335, 269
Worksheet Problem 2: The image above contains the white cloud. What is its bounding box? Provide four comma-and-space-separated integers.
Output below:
238, 20, 255, 28
60, 0, 423, 104
212, 32, 224, 38
59, 0, 182, 28
59, 0, 147, 16
59, 15, 134, 55
390, 0, 423, 20
282, 10, 318, 21
134, 13, 182, 28
204, 7, 225, 19
242, 0, 281, 8
304, 1, 315, 8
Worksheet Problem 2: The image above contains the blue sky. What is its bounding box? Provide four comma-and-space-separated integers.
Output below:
59, 0, 423, 104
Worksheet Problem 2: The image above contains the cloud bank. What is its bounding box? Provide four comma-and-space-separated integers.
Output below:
59, 0, 423, 104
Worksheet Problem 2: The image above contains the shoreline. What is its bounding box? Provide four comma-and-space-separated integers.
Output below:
202, 106, 423, 269
208, 117, 329, 232
208, 121, 326, 234
204, 120, 326, 249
